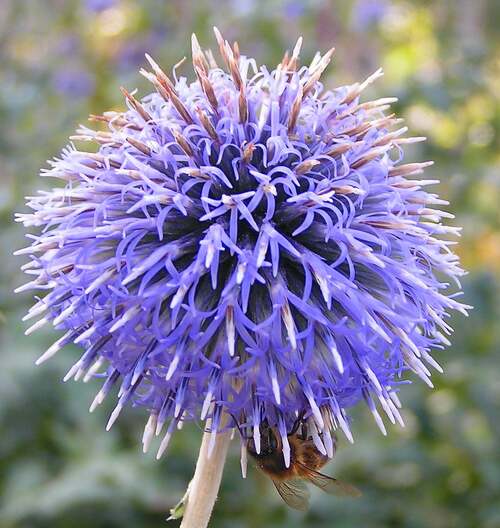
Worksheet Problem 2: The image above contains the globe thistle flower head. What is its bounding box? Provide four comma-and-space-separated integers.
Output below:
17, 29, 469, 468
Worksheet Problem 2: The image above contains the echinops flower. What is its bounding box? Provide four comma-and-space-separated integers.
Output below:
17, 29, 468, 470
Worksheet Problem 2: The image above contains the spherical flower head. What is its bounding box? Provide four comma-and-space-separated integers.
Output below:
17, 29, 469, 465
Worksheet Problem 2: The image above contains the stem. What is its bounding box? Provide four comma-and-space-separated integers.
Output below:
180, 428, 232, 528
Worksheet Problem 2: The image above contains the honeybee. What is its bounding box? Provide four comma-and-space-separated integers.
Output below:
246, 421, 361, 511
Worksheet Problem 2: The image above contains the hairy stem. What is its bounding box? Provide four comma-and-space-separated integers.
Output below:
180, 428, 232, 528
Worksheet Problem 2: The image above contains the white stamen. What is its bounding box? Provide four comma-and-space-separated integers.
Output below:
377, 395, 396, 425
89, 388, 106, 413
309, 419, 327, 455
421, 350, 444, 373
281, 434, 291, 468
170, 284, 188, 309
155, 417, 165, 437
256, 235, 269, 268
434, 331, 451, 347
337, 412, 354, 443
156, 428, 173, 459
109, 305, 140, 333
73, 366, 87, 382
226, 306, 235, 356
74, 325, 97, 344
205, 242, 215, 269
63, 362, 81, 382
106, 403, 123, 431
306, 391, 324, 430
388, 390, 402, 408
25, 316, 49, 335
253, 424, 261, 454
365, 391, 387, 435
52, 301, 78, 326
403, 349, 434, 388
236, 262, 247, 284
291, 36, 303, 63
329, 338, 344, 373
23, 302, 48, 321
387, 399, 405, 427
240, 442, 248, 478
35, 334, 68, 365
315, 273, 331, 306
363, 363, 383, 393
83, 357, 105, 383
165, 353, 180, 381
270, 364, 281, 405
282, 303, 297, 350
371, 406, 387, 435
14, 280, 41, 293
85, 269, 114, 294
322, 429, 335, 458
142, 413, 157, 453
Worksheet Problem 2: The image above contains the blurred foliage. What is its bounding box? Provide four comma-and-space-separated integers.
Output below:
1, 1, 499, 527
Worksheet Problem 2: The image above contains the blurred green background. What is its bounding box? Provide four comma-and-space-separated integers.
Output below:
1, 1, 499, 527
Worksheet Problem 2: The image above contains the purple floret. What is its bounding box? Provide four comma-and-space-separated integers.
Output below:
17, 30, 469, 465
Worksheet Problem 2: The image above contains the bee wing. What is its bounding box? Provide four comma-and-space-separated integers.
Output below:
296, 462, 362, 498
272, 478, 311, 511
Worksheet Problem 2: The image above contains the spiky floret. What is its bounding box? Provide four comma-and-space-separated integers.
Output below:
17, 29, 468, 466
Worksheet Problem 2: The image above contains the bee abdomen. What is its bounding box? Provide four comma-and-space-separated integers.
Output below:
299, 443, 329, 470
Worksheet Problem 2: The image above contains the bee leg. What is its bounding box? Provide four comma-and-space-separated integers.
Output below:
289, 411, 306, 436
300, 422, 308, 441
228, 412, 251, 440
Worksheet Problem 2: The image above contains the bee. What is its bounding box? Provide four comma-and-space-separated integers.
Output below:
246, 421, 361, 511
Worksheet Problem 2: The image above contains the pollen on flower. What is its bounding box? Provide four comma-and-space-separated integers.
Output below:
16, 28, 469, 464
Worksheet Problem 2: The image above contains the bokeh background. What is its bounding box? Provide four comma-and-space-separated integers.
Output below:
1, 1, 499, 527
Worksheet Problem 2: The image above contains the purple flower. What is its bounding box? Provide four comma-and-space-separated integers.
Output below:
17, 30, 468, 465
